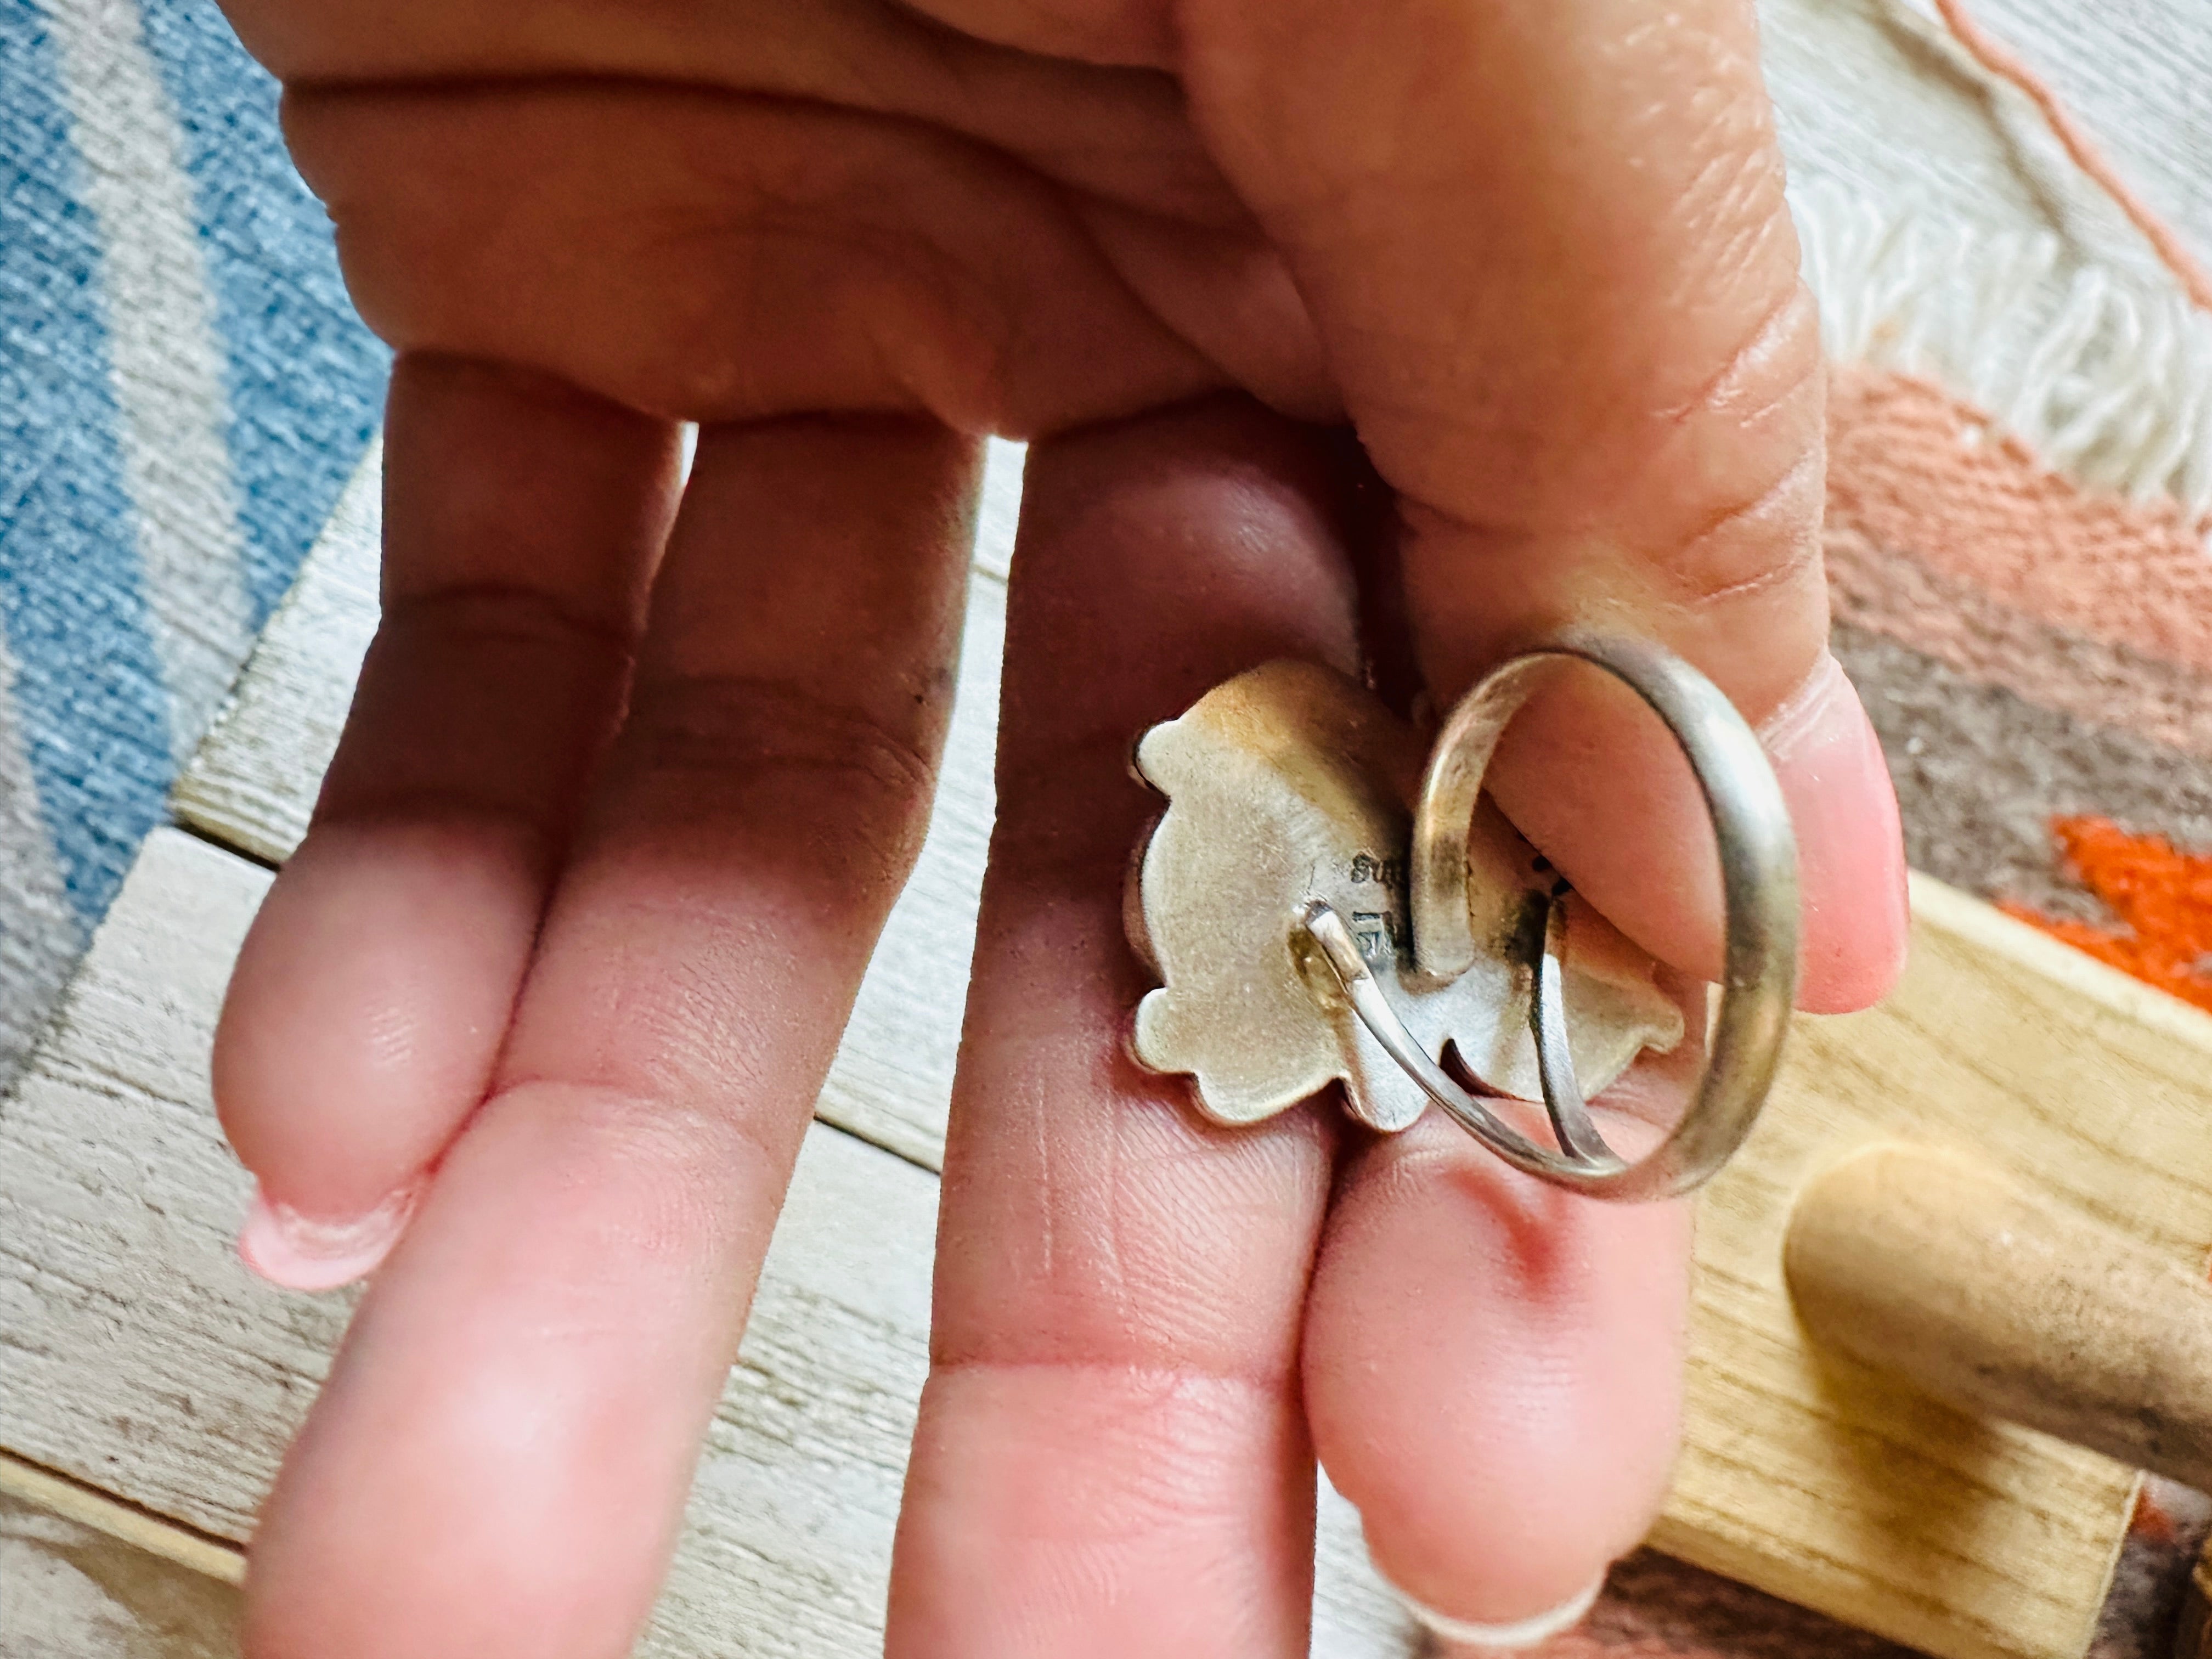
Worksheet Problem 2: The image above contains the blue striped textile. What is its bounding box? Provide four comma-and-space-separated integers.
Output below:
0, 0, 386, 1075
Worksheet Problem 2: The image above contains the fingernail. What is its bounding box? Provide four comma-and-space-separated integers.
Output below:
1758, 651, 1909, 1015
1387, 1573, 1604, 1651
236, 1181, 421, 1292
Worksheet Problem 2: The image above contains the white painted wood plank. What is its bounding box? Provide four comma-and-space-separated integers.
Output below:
0, 827, 930, 1655
0, 1452, 243, 1587
972, 437, 1024, 583
0, 828, 1412, 1655
0, 832, 331, 1534
170, 442, 380, 867
1314, 1486, 1416, 1658
0, 1484, 241, 1659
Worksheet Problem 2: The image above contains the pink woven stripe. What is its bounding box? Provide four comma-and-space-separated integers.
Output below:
1827, 368, 2212, 678
1825, 523, 2212, 761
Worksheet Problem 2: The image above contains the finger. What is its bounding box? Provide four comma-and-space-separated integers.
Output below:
284, 82, 1221, 436
1181, 0, 1908, 1011
215, 354, 680, 1288
242, 415, 979, 1659
1302, 1014, 1708, 1637
887, 398, 1358, 1657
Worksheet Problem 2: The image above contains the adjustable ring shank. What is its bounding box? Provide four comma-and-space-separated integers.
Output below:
1342, 634, 1799, 1201
1301, 898, 1631, 1183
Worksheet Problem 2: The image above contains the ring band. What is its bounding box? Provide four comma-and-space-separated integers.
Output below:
1304, 634, 1799, 1201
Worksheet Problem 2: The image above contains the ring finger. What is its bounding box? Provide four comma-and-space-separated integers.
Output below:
888, 396, 1364, 1657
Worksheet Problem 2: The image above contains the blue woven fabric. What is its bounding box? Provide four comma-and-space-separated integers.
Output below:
0, 0, 386, 1069
137, 0, 388, 621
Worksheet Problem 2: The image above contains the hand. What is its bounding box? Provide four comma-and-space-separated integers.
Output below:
209, 3, 1909, 1654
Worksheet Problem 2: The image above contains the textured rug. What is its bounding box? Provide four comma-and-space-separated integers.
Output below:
3, 0, 2211, 1657
0, 0, 384, 1084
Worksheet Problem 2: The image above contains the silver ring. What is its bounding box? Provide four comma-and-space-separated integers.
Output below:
1304, 634, 1798, 1201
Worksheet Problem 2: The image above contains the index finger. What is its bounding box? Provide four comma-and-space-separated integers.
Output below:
1181, 0, 1908, 1013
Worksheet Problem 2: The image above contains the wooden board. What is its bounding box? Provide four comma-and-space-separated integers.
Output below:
0, 1488, 240, 1659
170, 439, 380, 870
0, 828, 938, 1654
0, 826, 1412, 1656
0, 1453, 242, 1659
1654, 874, 2212, 1659
0, 1453, 244, 1589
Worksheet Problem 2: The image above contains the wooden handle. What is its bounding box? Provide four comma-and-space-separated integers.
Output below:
1784, 1144, 2212, 1489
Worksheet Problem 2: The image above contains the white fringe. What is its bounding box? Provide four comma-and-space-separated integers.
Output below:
1793, 179, 2212, 515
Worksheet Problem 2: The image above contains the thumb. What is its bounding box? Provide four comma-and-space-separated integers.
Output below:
1182, 0, 1906, 1014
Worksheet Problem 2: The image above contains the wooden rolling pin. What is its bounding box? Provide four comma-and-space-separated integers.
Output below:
1783, 1144, 2212, 1492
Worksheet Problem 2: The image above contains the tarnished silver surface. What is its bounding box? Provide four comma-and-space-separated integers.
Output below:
1297, 897, 1629, 1181
1125, 661, 1683, 1133
1395, 634, 1800, 1199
